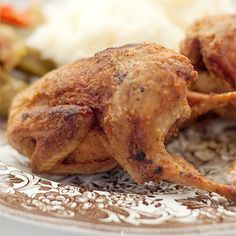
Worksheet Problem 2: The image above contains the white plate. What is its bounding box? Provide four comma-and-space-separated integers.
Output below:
1, 118, 236, 236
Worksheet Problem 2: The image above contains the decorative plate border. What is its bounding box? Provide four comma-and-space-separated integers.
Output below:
1, 118, 236, 235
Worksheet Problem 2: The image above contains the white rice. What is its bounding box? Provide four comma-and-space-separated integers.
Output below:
27, 0, 234, 65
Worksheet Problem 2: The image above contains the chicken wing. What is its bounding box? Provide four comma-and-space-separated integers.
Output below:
7, 43, 236, 201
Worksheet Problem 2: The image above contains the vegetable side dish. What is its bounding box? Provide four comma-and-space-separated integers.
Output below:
0, 4, 55, 117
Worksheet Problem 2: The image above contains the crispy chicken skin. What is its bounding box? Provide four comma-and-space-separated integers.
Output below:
181, 14, 236, 119
7, 43, 236, 201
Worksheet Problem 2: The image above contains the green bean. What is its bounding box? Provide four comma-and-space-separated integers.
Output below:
17, 47, 56, 77
0, 70, 27, 117
0, 25, 57, 117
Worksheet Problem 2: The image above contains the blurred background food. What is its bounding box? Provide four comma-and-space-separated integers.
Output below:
27, 0, 234, 65
0, 0, 235, 117
0, 2, 56, 117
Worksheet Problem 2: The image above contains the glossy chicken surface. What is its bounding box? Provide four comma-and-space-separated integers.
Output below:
181, 14, 236, 119
7, 43, 236, 201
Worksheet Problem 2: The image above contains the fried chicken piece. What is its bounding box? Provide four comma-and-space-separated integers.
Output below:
7, 43, 236, 201
180, 14, 236, 119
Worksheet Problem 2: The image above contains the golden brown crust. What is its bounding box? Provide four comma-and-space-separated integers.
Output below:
7, 43, 197, 172
7, 42, 196, 174
181, 14, 236, 90
181, 14, 236, 119
7, 43, 236, 201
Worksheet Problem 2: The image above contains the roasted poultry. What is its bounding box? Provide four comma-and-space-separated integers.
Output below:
181, 14, 236, 119
7, 43, 236, 201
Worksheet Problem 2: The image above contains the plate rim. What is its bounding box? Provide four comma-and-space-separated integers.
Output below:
1, 198, 236, 236
1, 159, 236, 236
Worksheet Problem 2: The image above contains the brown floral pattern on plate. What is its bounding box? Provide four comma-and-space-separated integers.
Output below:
0, 117, 236, 235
